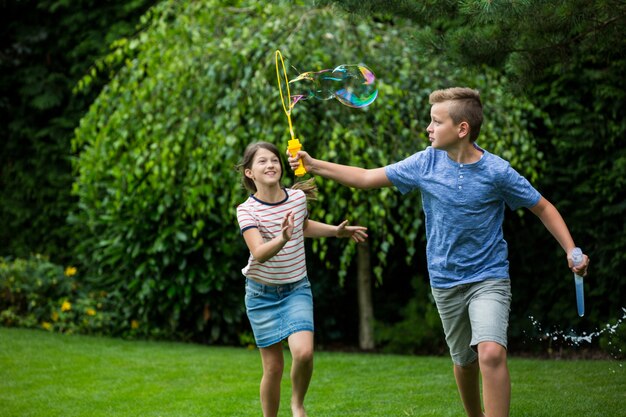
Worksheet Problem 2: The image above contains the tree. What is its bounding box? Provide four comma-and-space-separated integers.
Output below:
71, 0, 543, 345
357, 241, 374, 349
318, 0, 626, 86
0, 0, 156, 261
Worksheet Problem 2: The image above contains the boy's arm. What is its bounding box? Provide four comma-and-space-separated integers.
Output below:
288, 150, 392, 189
303, 219, 368, 243
529, 196, 589, 276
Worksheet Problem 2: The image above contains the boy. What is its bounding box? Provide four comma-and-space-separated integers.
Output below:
287, 87, 589, 417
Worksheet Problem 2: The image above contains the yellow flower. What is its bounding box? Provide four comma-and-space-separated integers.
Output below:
41, 322, 52, 330
61, 300, 72, 312
86, 308, 96, 316
131, 320, 139, 329
51, 311, 59, 322
64, 266, 77, 277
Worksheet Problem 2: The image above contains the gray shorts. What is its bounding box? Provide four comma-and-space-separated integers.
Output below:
431, 278, 511, 366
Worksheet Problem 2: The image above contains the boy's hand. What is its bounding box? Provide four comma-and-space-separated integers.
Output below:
568, 252, 590, 277
287, 150, 313, 173
336, 220, 368, 243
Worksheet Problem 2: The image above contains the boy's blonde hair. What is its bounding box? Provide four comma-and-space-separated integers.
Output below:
429, 87, 483, 142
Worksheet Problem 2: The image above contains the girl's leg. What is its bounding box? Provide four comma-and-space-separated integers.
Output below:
287, 330, 314, 417
259, 343, 284, 417
478, 341, 510, 417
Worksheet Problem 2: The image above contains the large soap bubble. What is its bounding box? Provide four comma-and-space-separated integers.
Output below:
274, 50, 378, 177
288, 64, 378, 108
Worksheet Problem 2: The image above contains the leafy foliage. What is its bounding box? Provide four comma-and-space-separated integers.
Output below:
319, 0, 626, 89
0, 255, 125, 335
321, 0, 626, 351
509, 42, 626, 333
71, 0, 542, 344
374, 276, 445, 355
0, 0, 156, 261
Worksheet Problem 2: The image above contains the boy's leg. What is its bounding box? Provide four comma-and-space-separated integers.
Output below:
468, 279, 512, 417
287, 330, 314, 417
259, 343, 284, 417
453, 360, 484, 417
432, 285, 484, 417
477, 341, 510, 417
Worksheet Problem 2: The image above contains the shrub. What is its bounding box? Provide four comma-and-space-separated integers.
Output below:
375, 275, 446, 355
0, 256, 125, 336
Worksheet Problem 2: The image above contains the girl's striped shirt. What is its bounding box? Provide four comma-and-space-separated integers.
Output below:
236, 188, 308, 284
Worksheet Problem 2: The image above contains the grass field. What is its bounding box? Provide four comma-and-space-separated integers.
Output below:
1, 327, 624, 416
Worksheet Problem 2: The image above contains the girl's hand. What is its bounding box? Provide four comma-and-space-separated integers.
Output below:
281, 211, 295, 242
336, 220, 368, 243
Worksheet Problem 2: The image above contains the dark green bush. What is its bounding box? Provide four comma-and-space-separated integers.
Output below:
0, 256, 124, 335
0, 0, 156, 262
374, 275, 446, 355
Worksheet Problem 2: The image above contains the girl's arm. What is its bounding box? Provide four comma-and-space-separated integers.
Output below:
529, 197, 589, 276
242, 211, 294, 263
303, 219, 368, 243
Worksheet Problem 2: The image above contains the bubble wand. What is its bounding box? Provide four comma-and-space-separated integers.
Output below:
275, 49, 306, 177
570, 247, 585, 317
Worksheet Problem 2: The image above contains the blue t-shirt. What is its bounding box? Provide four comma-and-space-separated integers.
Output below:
385, 145, 541, 288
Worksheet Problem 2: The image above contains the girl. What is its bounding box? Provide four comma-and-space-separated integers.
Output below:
236, 141, 367, 417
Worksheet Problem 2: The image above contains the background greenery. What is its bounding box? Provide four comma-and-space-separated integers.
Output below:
68, 0, 545, 346
1, 0, 625, 356
320, 0, 626, 351
0, 0, 156, 261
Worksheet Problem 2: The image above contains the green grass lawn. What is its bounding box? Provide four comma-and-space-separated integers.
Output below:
1, 327, 624, 416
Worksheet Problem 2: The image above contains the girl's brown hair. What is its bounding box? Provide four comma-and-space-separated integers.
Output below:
235, 141, 317, 200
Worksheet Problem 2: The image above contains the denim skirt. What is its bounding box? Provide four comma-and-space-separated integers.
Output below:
245, 277, 314, 348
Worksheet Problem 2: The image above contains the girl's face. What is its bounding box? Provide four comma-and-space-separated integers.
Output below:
245, 148, 282, 188
427, 102, 467, 150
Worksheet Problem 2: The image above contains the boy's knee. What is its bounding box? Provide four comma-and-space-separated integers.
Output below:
456, 358, 479, 370
477, 342, 507, 368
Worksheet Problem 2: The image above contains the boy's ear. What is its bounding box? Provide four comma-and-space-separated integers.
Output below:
244, 168, 254, 179
458, 121, 470, 139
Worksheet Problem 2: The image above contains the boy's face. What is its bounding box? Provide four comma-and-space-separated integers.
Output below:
427, 102, 467, 150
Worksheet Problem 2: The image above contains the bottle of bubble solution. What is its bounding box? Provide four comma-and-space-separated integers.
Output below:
571, 247, 585, 317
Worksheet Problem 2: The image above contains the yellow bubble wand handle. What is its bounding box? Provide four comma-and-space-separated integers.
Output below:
275, 50, 306, 177
287, 138, 306, 177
